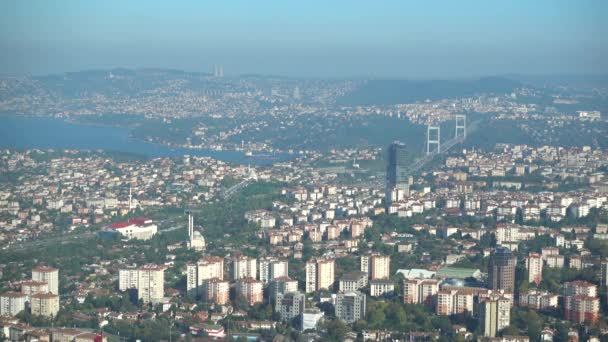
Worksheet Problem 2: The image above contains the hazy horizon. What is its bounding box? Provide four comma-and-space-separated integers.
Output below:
1, 0, 606, 78
3, 67, 608, 82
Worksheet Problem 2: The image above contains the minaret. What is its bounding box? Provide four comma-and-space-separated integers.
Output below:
188, 212, 194, 240
128, 186, 132, 211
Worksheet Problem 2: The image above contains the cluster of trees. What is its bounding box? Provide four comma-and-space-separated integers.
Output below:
82, 293, 138, 313
540, 267, 598, 293
195, 181, 284, 245
587, 237, 608, 258
104, 316, 177, 341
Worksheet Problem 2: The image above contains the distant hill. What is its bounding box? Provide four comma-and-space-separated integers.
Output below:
31, 68, 214, 98
504, 73, 608, 89
336, 77, 522, 106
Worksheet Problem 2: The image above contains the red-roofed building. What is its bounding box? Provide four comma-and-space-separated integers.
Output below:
107, 217, 157, 240
564, 281, 597, 297
563, 281, 600, 324
565, 295, 599, 324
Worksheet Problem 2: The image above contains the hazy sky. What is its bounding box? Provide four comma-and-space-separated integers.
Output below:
0, 0, 606, 78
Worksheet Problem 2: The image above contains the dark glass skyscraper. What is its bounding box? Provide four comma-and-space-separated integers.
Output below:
387, 142, 409, 190
488, 247, 517, 292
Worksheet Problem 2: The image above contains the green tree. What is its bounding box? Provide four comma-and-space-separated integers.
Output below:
387, 304, 407, 329
324, 319, 348, 342
368, 306, 386, 329
554, 323, 570, 342
500, 325, 520, 336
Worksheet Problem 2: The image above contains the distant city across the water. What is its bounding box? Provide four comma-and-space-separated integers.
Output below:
0, 115, 293, 165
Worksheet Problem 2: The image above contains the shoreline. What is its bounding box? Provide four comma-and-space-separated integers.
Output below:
0, 114, 294, 165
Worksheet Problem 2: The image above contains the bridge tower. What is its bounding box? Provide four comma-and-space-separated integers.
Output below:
426, 125, 440, 155
455, 114, 466, 139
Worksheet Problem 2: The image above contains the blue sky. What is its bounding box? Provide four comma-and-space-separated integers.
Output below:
0, 1, 606, 78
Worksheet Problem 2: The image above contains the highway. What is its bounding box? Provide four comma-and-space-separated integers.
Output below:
220, 178, 254, 200
405, 118, 480, 176
363, 119, 480, 189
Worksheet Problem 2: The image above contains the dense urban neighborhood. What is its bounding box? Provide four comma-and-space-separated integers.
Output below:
1, 60, 608, 342
2, 1, 608, 341
1, 116, 608, 341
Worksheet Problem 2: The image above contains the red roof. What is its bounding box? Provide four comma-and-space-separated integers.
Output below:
109, 217, 152, 230
109, 221, 132, 229
273, 276, 294, 282
31, 292, 58, 299
1, 292, 27, 298
20, 280, 48, 286
33, 266, 59, 273
129, 217, 151, 225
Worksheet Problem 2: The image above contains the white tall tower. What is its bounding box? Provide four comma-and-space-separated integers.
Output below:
187, 211, 205, 251
188, 212, 194, 239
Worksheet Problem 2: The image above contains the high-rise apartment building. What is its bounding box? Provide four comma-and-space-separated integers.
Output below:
601, 259, 608, 288
32, 266, 59, 295
526, 253, 543, 285
386, 142, 409, 192
275, 292, 305, 322
564, 280, 597, 297
0, 292, 27, 317
519, 290, 559, 310
403, 278, 439, 306
231, 254, 257, 281
202, 278, 230, 305
360, 255, 370, 275
305, 258, 335, 293
119, 265, 166, 304
479, 297, 511, 337
118, 269, 139, 291
20, 281, 48, 297
30, 293, 59, 318
545, 254, 565, 268
335, 291, 366, 324
236, 278, 263, 306
258, 257, 289, 284
361, 254, 390, 280
488, 248, 517, 292
563, 280, 599, 324
269, 277, 299, 302
137, 265, 165, 304
186, 257, 224, 297
436, 289, 474, 316
564, 295, 600, 324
